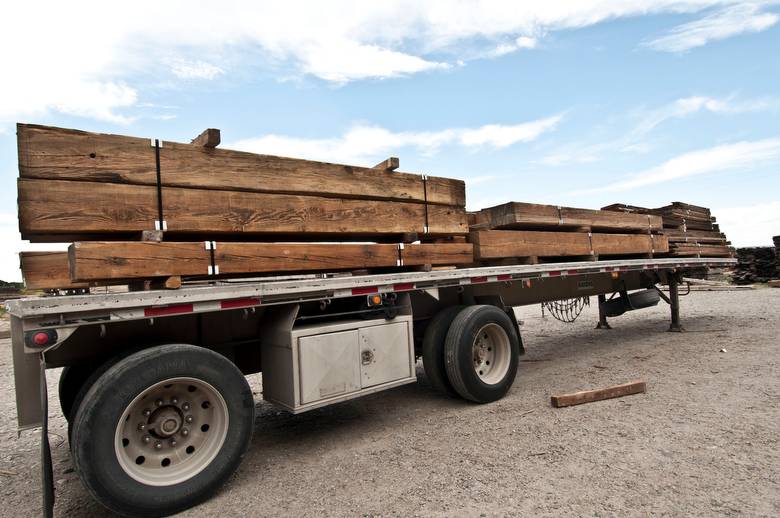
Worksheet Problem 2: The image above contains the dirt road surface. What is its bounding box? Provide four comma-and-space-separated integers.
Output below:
0, 289, 778, 516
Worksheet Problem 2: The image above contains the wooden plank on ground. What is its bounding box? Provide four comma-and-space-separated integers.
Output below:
69, 242, 474, 281
17, 124, 464, 206
19, 251, 88, 290
551, 381, 646, 408
475, 202, 662, 232
19, 179, 468, 240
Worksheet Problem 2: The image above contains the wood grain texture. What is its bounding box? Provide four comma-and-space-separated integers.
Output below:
475, 202, 663, 233
20, 251, 88, 290
551, 381, 646, 408
17, 124, 464, 206
470, 230, 665, 260
18, 179, 467, 239
68, 241, 474, 281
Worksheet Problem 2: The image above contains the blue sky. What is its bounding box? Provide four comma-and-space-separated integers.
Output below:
1, 1, 779, 281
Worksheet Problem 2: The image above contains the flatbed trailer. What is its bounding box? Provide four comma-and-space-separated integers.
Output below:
7, 256, 735, 517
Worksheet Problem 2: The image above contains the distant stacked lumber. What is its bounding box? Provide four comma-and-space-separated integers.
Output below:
469, 202, 668, 262
17, 124, 472, 289
602, 202, 734, 258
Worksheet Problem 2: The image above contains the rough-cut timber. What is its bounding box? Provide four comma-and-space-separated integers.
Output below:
551, 381, 646, 408
473, 202, 662, 233
68, 242, 474, 282
469, 230, 668, 260
17, 124, 464, 206
19, 252, 88, 290
19, 179, 467, 240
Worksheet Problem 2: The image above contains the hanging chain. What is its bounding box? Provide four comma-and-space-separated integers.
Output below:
542, 296, 590, 323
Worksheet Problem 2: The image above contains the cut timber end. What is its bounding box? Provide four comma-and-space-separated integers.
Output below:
551, 380, 646, 408
373, 157, 399, 171
191, 128, 221, 148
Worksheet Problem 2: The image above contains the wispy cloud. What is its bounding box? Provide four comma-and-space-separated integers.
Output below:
231, 115, 563, 164
568, 137, 780, 195
644, 3, 780, 52
538, 94, 780, 166
170, 59, 224, 80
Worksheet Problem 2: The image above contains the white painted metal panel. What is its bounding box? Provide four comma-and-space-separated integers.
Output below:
298, 330, 361, 405
359, 321, 412, 388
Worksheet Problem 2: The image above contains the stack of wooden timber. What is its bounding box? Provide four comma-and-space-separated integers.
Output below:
732, 247, 779, 285
467, 202, 669, 263
17, 124, 472, 289
602, 202, 734, 258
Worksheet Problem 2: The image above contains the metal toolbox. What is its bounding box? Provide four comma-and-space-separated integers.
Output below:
261, 314, 416, 413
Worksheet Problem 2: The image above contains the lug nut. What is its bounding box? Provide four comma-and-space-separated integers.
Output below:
155, 399, 163, 407
142, 409, 151, 417
171, 397, 178, 404
185, 415, 193, 424
138, 423, 146, 431
170, 439, 177, 447
182, 403, 190, 411
181, 428, 189, 437
155, 442, 163, 450
143, 435, 151, 443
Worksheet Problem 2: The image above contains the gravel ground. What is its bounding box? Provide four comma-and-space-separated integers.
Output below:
0, 289, 778, 517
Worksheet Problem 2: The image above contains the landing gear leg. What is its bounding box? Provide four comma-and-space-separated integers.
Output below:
595, 294, 612, 330
668, 274, 684, 333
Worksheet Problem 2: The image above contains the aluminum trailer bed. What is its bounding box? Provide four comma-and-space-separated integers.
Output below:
6, 256, 735, 517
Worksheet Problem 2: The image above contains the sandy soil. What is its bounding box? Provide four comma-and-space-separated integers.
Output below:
0, 289, 778, 517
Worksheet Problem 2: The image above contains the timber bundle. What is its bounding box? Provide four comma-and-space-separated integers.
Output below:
15, 124, 726, 290
602, 202, 734, 258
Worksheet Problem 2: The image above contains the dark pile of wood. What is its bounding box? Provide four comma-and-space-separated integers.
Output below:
732, 247, 779, 285
602, 202, 734, 258
18, 124, 471, 289
467, 202, 668, 263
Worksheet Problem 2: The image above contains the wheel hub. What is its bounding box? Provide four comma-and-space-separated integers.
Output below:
114, 377, 229, 486
471, 323, 511, 385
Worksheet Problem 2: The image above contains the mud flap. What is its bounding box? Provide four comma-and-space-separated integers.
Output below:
39, 354, 54, 518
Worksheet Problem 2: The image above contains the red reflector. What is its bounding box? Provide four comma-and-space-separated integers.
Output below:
144, 304, 194, 317
497, 274, 512, 281
352, 286, 378, 295
567, 270, 579, 276
220, 297, 261, 309
33, 332, 49, 346
548, 271, 562, 277
470, 276, 488, 283
393, 283, 414, 291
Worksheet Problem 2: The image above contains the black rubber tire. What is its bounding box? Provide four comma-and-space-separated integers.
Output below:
444, 305, 520, 403
627, 289, 661, 309
58, 364, 95, 420
421, 306, 463, 397
71, 344, 255, 517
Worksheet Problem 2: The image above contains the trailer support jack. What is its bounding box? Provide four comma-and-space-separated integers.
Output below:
668, 275, 684, 333
595, 294, 612, 329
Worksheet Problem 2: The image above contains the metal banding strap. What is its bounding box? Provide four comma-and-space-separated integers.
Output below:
557, 206, 564, 225
397, 243, 404, 267
151, 139, 167, 231
422, 175, 429, 234
588, 232, 594, 255
205, 241, 219, 275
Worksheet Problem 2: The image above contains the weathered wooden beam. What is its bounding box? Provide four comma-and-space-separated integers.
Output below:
19, 251, 88, 290
551, 381, 646, 408
19, 179, 468, 240
17, 124, 464, 206
373, 157, 399, 171
475, 202, 663, 233
191, 128, 220, 148
68, 242, 473, 281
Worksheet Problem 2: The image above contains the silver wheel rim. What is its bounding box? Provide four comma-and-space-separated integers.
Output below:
114, 377, 229, 486
472, 323, 511, 384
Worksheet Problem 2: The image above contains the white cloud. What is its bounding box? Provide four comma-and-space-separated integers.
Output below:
0, 1, 757, 125
715, 201, 780, 247
538, 94, 779, 166
644, 2, 780, 52
231, 115, 561, 164
569, 137, 780, 195
170, 60, 224, 80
